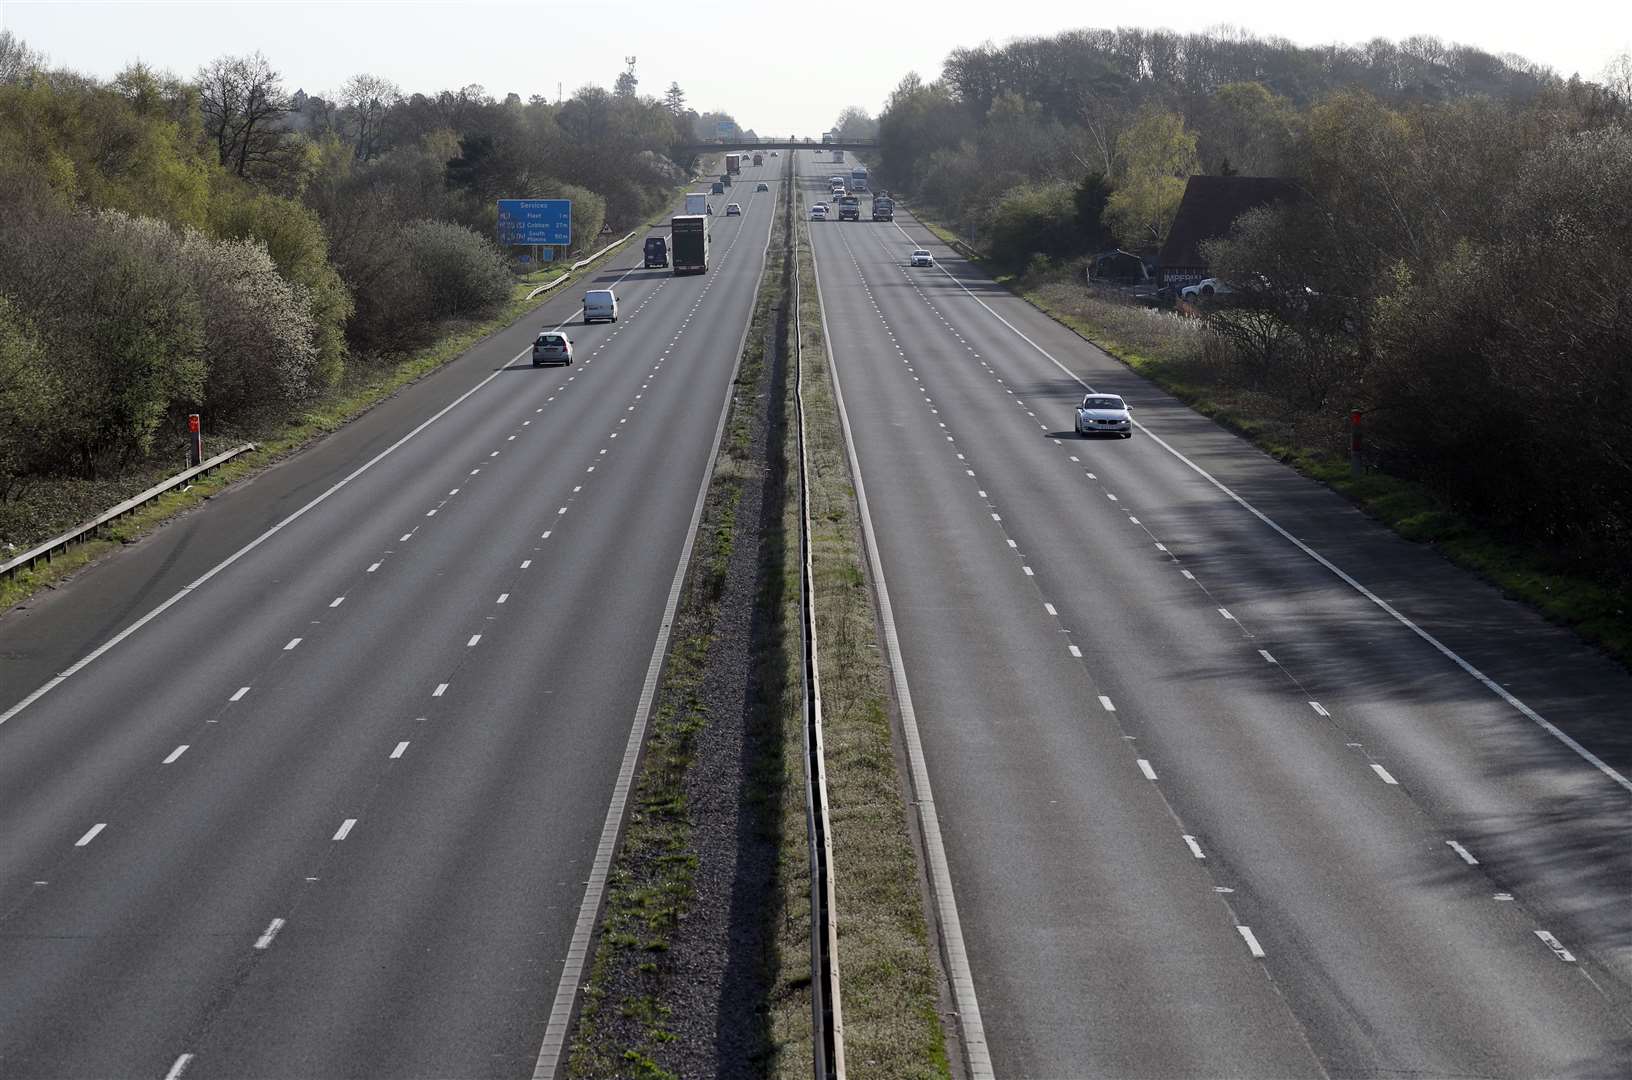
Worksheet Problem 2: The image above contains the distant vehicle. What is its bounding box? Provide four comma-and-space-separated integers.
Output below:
725, 202, 742, 216
769, 151, 778, 157
849, 165, 869, 193
720, 173, 733, 187
810, 206, 827, 221
582, 289, 618, 323
532, 331, 572, 367
872, 196, 894, 221
1181, 277, 1233, 301
643, 236, 668, 268
1075, 394, 1132, 438
756, 182, 769, 192
725, 153, 741, 175
909, 249, 933, 267
684, 192, 709, 216
711, 181, 725, 194
671, 214, 710, 274
813, 202, 829, 212
837, 195, 860, 221
752, 152, 763, 166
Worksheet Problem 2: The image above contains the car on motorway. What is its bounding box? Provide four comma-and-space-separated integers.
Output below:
810, 206, 827, 221
770, 151, 778, 156
643, 235, 668, 268
711, 181, 725, 194
1075, 393, 1133, 438
756, 182, 769, 192
725, 202, 742, 216
909, 249, 933, 267
582, 289, 618, 323
531, 332, 573, 367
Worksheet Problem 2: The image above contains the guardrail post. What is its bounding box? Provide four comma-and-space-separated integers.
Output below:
188, 414, 203, 467
1349, 410, 1363, 476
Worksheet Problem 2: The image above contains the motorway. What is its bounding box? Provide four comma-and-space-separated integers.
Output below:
802, 150, 1632, 1078
0, 156, 781, 1078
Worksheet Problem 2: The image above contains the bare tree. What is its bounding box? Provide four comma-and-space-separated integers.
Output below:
0, 29, 45, 84
340, 73, 401, 160
196, 52, 292, 179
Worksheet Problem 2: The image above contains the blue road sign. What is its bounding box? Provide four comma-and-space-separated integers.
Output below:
715, 120, 735, 138
497, 199, 572, 246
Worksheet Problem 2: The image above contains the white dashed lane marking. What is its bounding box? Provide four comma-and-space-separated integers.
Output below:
74, 823, 107, 847
162, 744, 189, 765
254, 917, 285, 950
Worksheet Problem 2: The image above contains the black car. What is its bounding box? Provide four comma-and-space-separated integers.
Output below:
644, 236, 668, 268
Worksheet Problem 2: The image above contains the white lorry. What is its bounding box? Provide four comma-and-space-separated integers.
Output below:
684, 192, 709, 216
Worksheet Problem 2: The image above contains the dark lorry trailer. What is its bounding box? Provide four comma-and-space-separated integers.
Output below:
670, 215, 709, 275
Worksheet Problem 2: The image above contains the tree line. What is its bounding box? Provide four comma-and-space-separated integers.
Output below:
864, 25, 1632, 576
0, 31, 729, 502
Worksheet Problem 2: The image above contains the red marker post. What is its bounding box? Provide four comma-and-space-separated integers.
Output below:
188, 414, 202, 467
1349, 410, 1363, 475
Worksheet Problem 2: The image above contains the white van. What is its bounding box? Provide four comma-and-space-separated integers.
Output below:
583, 289, 618, 324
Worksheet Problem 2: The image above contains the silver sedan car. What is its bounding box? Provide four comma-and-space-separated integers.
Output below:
1075, 393, 1132, 438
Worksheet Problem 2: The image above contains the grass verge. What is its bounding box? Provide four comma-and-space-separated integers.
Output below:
913, 212, 1632, 669
792, 187, 952, 1078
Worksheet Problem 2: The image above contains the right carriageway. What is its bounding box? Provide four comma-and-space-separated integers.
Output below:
798, 151, 1632, 1079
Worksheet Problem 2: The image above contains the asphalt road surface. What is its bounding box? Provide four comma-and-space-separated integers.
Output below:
802, 150, 1632, 1078
0, 157, 780, 1079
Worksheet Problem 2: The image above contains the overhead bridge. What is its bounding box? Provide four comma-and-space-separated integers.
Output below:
676, 138, 878, 154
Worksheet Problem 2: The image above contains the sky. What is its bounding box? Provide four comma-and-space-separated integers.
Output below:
3, 0, 1630, 134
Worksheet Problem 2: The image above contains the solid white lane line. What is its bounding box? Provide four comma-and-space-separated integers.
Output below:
1218, 608, 1235, 621
1259, 650, 1277, 663
390, 741, 409, 759
1137, 759, 1158, 780
1154, 543, 1168, 552
1183, 835, 1206, 859
1044, 603, 1057, 615
283, 638, 302, 651
163, 1053, 195, 1080
254, 918, 284, 950
1309, 701, 1330, 717
162, 744, 189, 764
75, 823, 107, 847
1447, 840, 1479, 865
806, 223, 993, 1080
432, 683, 448, 697
467, 635, 482, 647
1535, 930, 1576, 962
229, 687, 249, 701
1371, 763, 1399, 785
333, 818, 356, 841
497, 593, 509, 604
1237, 925, 1266, 957
1099, 695, 1116, 712
367, 562, 380, 573
329, 596, 345, 608
1068, 644, 1082, 657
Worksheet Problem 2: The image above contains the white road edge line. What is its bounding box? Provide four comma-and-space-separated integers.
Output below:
1137, 759, 1158, 781
1447, 839, 1479, 865
1534, 929, 1576, 962
1371, 763, 1400, 785
531, 172, 779, 1080
810, 206, 994, 1080
163, 1053, 195, 1080
1237, 925, 1266, 958
0, 333, 540, 730
1182, 835, 1206, 859
901, 224, 1632, 797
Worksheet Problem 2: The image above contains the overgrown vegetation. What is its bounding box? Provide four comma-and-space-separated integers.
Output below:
0, 28, 746, 552
860, 25, 1632, 663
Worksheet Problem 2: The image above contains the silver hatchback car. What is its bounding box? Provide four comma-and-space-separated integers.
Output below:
1075, 393, 1132, 438
532, 332, 573, 367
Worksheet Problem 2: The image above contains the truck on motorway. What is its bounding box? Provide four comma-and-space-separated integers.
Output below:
670, 215, 710, 275
837, 194, 860, 221
849, 165, 869, 193
752, 152, 763, 166
834, 149, 845, 163
684, 192, 709, 216
725, 153, 741, 175
871, 196, 894, 221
